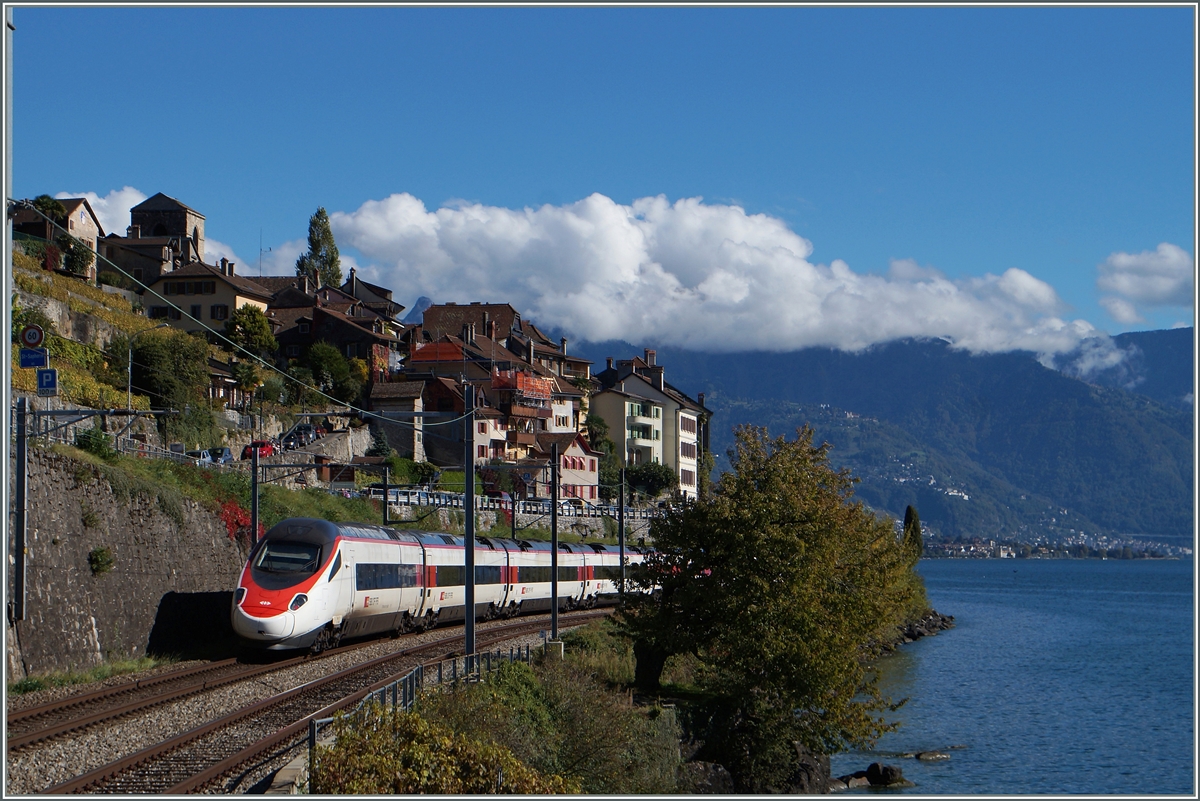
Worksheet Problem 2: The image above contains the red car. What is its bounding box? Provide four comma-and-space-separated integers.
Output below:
241, 440, 276, 460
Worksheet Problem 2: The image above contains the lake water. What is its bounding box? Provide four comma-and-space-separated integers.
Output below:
830, 558, 1195, 795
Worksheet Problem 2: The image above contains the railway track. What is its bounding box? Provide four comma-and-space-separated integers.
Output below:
42, 610, 608, 794
6, 641, 381, 752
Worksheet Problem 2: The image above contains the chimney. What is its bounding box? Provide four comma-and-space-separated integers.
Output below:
227, 261, 235, 276
698, 392, 705, 408
560, 337, 568, 354
528, 339, 535, 365
219, 257, 228, 275
127, 225, 140, 238
644, 349, 656, 366
300, 274, 309, 294
606, 357, 613, 370
488, 320, 498, 339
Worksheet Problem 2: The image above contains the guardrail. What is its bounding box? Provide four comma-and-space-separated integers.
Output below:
363, 488, 659, 521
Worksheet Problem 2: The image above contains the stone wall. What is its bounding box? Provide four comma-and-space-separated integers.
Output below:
6, 449, 250, 679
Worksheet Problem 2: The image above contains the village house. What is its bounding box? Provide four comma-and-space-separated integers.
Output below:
12, 197, 105, 280
98, 193, 206, 284
144, 258, 273, 334
592, 349, 709, 499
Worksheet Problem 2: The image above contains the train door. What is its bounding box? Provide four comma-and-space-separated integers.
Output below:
327, 542, 354, 627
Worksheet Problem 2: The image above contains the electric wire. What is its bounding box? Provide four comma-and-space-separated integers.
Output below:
8, 199, 472, 429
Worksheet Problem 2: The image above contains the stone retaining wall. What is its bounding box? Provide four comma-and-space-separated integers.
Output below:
6, 449, 250, 679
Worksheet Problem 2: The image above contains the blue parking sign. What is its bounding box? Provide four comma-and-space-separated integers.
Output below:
36, 368, 58, 397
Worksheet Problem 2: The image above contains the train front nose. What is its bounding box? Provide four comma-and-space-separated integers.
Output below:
231, 605, 296, 641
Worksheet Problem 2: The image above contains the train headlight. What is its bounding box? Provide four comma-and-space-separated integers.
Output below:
235, 587, 246, 605
289, 593, 308, 611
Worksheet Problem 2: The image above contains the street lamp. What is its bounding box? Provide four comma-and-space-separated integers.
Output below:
128, 323, 169, 410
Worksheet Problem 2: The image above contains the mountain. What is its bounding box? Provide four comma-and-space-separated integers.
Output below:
402, 296, 434, 325
569, 331, 1194, 545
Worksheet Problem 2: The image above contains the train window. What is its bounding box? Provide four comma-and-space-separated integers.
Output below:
328, 552, 342, 580
475, 565, 503, 584
517, 566, 552, 584
436, 565, 466, 586
559, 566, 577, 582
593, 565, 622, 582
254, 542, 321, 575
355, 563, 419, 591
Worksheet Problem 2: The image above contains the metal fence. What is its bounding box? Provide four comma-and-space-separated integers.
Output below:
365, 487, 658, 521
307, 645, 538, 784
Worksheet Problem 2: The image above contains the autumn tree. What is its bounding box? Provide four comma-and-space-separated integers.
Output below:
295, 206, 341, 287
619, 425, 929, 791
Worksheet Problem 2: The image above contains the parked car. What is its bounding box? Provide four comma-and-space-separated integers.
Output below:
294, 424, 318, 444
209, 447, 234, 465
281, 433, 301, 450
186, 449, 213, 466
240, 440, 275, 460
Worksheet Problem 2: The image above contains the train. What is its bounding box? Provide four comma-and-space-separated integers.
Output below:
231, 517, 647, 652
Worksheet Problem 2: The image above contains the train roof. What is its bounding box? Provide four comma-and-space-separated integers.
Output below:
262, 518, 643, 554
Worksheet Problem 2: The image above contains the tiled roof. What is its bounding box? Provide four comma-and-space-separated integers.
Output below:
252, 276, 306, 295
148, 262, 273, 301
369, 381, 425, 399
131, 192, 204, 217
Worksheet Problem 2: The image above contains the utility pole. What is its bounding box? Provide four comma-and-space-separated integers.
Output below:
618, 466, 626, 600
5, 8, 16, 625
382, 466, 390, 525
250, 447, 259, 545
550, 441, 559, 641
12, 397, 26, 622
463, 383, 476, 660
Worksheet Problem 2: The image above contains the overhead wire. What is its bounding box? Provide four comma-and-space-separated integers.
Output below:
8, 199, 473, 429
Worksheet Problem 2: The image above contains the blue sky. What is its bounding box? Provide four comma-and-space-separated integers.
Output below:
10, 5, 1195, 355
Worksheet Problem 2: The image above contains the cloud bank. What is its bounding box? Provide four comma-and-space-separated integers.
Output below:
334, 192, 1115, 358
1097, 243, 1194, 324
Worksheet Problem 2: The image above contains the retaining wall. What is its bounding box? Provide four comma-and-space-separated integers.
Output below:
6, 449, 250, 679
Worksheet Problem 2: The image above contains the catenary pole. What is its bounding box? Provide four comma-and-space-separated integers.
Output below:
12, 397, 26, 621
463, 383, 476, 660
550, 441, 559, 641
618, 466, 626, 600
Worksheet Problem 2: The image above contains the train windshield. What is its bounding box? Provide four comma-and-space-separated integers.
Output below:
254, 542, 322, 575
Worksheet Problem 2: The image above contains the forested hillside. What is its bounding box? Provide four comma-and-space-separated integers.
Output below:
572, 331, 1194, 544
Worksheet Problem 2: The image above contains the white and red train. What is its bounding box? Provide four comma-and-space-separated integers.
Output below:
232, 517, 645, 652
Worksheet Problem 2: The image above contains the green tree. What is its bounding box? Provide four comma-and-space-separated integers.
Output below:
365, 427, 393, 458
304, 341, 360, 403
224, 305, 278, 361
295, 206, 341, 287
56, 234, 95, 276
902, 504, 923, 566
626, 461, 678, 499
131, 329, 219, 445
31, 195, 66, 228
619, 425, 929, 791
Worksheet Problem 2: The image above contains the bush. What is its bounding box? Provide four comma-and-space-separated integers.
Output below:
87, 546, 115, 575
75, 424, 116, 461
311, 705, 578, 794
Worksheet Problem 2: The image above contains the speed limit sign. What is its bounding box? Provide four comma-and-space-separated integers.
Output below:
20, 325, 44, 348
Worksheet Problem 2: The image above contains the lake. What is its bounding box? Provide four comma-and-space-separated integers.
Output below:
830, 557, 1195, 794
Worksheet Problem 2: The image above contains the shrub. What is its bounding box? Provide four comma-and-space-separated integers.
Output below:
310, 705, 578, 794
75, 424, 116, 461
87, 547, 115, 576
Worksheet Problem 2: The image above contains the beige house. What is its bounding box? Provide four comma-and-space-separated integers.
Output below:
144, 259, 272, 335
592, 350, 708, 500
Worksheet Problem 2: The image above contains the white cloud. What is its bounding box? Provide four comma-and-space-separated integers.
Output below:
333, 191, 1106, 359
203, 238, 246, 268
55, 186, 146, 238
1097, 243, 1194, 323
1099, 296, 1143, 324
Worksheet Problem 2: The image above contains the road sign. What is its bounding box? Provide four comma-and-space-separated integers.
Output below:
19, 348, 48, 368
36, 368, 58, 397
20, 325, 44, 348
